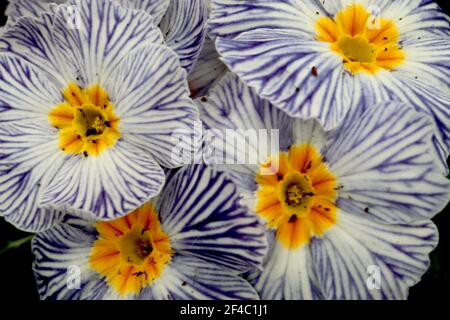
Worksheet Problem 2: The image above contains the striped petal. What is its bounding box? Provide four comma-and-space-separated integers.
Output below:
32, 216, 118, 300
102, 43, 200, 168
117, 0, 170, 25
249, 236, 324, 300
381, 0, 450, 37
188, 36, 228, 98
311, 212, 438, 299
50, 0, 164, 85
40, 140, 165, 221
0, 55, 65, 231
157, 165, 268, 272
356, 70, 450, 168
210, 0, 450, 132
326, 101, 450, 223
0, 123, 65, 231
0, 54, 61, 124
159, 0, 208, 73
0, 14, 69, 86
209, 0, 321, 39
6, 0, 170, 26
140, 254, 259, 300
318, 0, 450, 36
399, 37, 450, 92
216, 31, 357, 130
292, 118, 327, 151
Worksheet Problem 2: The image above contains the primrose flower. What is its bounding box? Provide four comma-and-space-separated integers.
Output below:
0, 0, 200, 231
198, 73, 450, 299
209, 0, 450, 168
5, 0, 208, 73
32, 165, 267, 300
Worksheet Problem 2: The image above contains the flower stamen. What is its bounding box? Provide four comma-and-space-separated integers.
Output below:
255, 144, 337, 249
48, 82, 121, 156
90, 203, 173, 296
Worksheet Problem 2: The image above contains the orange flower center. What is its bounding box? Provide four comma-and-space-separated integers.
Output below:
48, 82, 121, 156
89, 203, 173, 296
255, 144, 338, 249
316, 4, 405, 74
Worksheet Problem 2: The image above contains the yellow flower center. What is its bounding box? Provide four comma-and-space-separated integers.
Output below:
316, 4, 405, 74
48, 82, 121, 156
117, 228, 154, 266
89, 203, 173, 296
255, 144, 337, 249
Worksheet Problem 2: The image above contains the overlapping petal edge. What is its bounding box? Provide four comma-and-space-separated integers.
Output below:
159, 0, 208, 73
5, 0, 208, 74
188, 36, 229, 98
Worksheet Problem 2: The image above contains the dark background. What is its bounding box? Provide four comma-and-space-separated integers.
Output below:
0, 1, 449, 300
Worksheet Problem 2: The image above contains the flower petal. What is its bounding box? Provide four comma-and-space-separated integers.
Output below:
0, 121, 66, 232
384, 0, 450, 37
0, 54, 62, 123
188, 37, 228, 98
5, 0, 63, 25
159, 0, 208, 73
356, 70, 450, 167
311, 211, 438, 299
326, 101, 450, 223
292, 118, 327, 151
215, 31, 357, 130
399, 37, 450, 91
0, 55, 66, 231
209, 0, 321, 39
40, 140, 165, 220
249, 237, 323, 300
103, 43, 200, 168
6, 0, 171, 27
157, 165, 268, 272
117, 0, 170, 25
140, 254, 259, 300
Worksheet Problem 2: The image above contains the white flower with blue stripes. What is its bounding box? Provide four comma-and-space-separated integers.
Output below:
198, 73, 450, 299
209, 0, 450, 169
32, 165, 267, 300
0, 0, 201, 231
